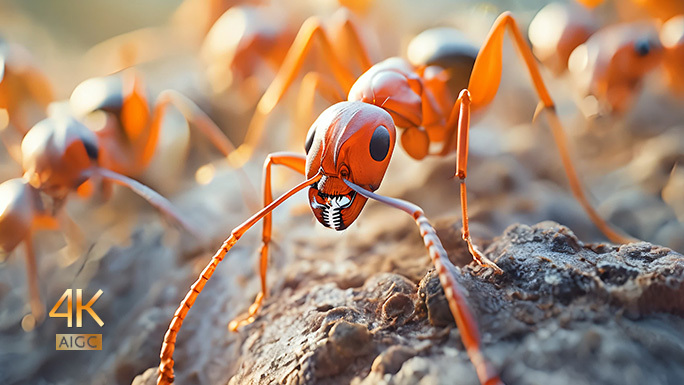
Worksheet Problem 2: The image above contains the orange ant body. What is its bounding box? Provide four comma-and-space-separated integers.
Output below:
0, 113, 195, 326
69, 70, 242, 188
202, 3, 296, 100
157, 10, 638, 385
529, 2, 684, 115
1, 68, 252, 327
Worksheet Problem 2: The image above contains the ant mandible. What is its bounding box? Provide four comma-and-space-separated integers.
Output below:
157, 10, 638, 385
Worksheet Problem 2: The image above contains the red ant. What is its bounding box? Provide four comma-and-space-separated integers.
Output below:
69, 69, 257, 205
1, 68, 253, 329
529, 2, 684, 115
157, 10, 637, 385
202, 3, 296, 105
0, 112, 196, 328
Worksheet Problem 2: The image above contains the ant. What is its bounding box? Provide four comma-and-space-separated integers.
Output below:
1, 68, 253, 329
69, 69, 257, 206
529, 2, 684, 115
156, 10, 637, 385
202, 3, 296, 106
0, 112, 196, 329
202, 0, 378, 104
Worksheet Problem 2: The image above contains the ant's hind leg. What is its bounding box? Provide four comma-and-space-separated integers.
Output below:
22, 233, 45, 324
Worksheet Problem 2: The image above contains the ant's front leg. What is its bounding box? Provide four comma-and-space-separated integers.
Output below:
228, 152, 306, 331
158, 170, 322, 385
439, 90, 503, 273
344, 180, 504, 385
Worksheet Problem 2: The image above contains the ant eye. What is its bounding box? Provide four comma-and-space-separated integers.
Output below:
82, 136, 99, 160
634, 39, 651, 56
369, 126, 390, 162
304, 126, 315, 154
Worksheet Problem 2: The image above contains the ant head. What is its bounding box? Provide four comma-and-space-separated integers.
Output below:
621, 25, 663, 76
304, 101, 396, 230
0, 178, 40, 255
21, 115, 99, 199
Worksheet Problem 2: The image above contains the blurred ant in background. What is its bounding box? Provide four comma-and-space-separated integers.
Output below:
0, 111, 197, 329
1, 66, 260, 328
529, 1, 684, 116
528, 1, 684, 249
68, 70, 254, 198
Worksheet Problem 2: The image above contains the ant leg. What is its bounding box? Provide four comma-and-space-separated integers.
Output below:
94, 167, 199, 238
0, 117, 24, 164
295, 72, 345, 144
152, 89, 260, 211
344, 180, 504, 385
235, 11, 372, 164
535, 104, 638, 243
468, 12, 635, 244
153, 90, 238, 161
120, 70, 153, 174
229, 152, 306, 331
158, 173, 322, 385
327, 8, 374, 73
22, 232, 45, 323
468, 12, 553, 110
448, 90, 503, 272
20, 64, 54, 111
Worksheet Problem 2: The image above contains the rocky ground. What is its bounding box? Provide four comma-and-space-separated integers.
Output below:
130, 216, 684, 385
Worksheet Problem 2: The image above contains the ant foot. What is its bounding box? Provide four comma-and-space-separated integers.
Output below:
228, 292, 264, 331
467, 241, 503, 275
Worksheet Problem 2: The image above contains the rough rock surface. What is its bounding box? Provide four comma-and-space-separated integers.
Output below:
135, 220, 684, 385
